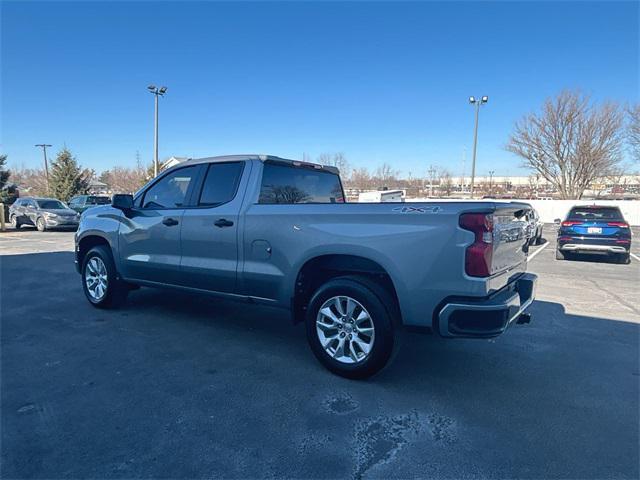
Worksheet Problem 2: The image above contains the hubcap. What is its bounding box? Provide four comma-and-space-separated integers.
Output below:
316, 296, 375, 364
85, 257, 108, 301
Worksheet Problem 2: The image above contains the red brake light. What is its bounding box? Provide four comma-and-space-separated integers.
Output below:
607, 222, 629, 228
561, 221, 582, 227
459, 213, 493, 277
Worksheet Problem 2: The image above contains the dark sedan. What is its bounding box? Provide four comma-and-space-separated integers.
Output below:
556, 205, 631, 264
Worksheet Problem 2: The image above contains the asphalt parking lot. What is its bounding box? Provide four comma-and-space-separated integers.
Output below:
1, 226, 639, 479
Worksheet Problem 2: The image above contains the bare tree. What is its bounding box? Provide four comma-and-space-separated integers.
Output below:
347, 167, 373, 190
100, 166, 148, 194
627, 104, 640, 161
375, 163, 398, 186
317, 152, 350, 180
438, 169, 454, 197
507, 90, 625, 199
9, 166, 49, 196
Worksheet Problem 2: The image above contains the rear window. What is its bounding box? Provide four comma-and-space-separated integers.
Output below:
567, 207, 623, 221
258, 163, 345, 204
198, 162, 244, 206
87, 196, 110, 205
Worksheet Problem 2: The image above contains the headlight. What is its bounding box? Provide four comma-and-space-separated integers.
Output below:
43, 212, 58, 218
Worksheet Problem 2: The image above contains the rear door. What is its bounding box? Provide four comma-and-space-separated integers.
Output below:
118, 165, 201, 284
179, 161, 248, 293
25, 199, 38, 225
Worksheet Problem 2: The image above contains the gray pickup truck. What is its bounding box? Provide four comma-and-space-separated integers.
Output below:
75, 155, 537, 378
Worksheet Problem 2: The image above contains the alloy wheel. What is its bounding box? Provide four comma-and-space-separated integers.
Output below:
85, 257, 108, 301
316, 295, 375, 364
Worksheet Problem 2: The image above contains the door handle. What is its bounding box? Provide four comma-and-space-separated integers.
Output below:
214, 218, 234, 228
162, 217, 179, 227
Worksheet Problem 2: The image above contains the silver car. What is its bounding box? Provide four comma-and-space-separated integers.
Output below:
9, 197, 80, 231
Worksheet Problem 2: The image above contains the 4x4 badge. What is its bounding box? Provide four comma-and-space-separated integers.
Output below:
392, 206, 442, 214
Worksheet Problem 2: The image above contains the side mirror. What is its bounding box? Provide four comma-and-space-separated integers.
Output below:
554, 218, 561, 225
112, 194, 134, 210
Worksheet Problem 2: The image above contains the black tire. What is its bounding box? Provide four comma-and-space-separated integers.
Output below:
81, 245, 128, 309
555, 248, 565, 260
305, 275, 398, 380
10, 215, 21, 229
36, 217, 46, 232
535, 233, 543, 245
616, 253, 631, 265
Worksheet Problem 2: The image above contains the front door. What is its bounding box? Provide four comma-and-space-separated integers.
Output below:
179, 161, 247, 293
118, 165, 200, 285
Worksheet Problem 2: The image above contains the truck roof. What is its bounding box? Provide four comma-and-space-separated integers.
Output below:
182, 154, 340, 175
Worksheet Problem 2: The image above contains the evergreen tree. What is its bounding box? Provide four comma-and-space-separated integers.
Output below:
0, 154, 10, 190
49, 148, 89, 202
0, 154, 13, 203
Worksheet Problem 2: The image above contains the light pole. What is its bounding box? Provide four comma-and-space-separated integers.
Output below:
488, 170, 495, 196
147, 85, 167, 177
468, 95, 488, 198
35, 144, 52, 194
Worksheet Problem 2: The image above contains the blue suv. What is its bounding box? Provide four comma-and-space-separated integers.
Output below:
556, 205, 632, 264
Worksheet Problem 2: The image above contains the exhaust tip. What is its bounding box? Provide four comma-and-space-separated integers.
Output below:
516, 312, 531, 325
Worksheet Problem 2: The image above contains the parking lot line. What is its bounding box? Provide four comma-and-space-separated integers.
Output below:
631, 252, 640, 262
527, 242, 550, 262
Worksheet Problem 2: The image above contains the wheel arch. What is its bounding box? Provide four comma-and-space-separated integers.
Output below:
292, 254, 402, 326
77, 234, 113, 269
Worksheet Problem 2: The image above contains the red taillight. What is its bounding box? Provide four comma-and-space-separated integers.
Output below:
607, 222, 629, 228
459, 213, 493, 277
561, 221, 582, 227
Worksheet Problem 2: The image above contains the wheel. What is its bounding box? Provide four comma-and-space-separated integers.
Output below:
305, 275, 398, 379
82, 245, 128, 308
10, 215, 21, 229
555, 248, 565, 260
36, 217, 46, 232
616, 253, 630, 265
535, 231, 543, 245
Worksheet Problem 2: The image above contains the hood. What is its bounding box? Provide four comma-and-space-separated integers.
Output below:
41, 208, 78, 216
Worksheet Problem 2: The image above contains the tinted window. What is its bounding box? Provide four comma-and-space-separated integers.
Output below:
258, 163, 344, 204
142, 166, 198, 209
87, 196, 110, 205
198, 162, 243, 206
567, 207, 623, 221
37, 200, 66, 209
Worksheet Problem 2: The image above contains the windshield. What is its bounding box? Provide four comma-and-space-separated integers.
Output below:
37, 200, 67, 209
87, 196, 110, 205
567, 207, 623, 221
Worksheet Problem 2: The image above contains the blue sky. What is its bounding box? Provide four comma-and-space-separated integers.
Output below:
2, 1, 638, 177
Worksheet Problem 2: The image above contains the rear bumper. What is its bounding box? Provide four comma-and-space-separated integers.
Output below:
559, 243, 629, 253
437, 273, 537, 338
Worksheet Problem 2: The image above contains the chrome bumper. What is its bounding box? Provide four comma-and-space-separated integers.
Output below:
438, 273, 537, 338
560, 244, 627, 253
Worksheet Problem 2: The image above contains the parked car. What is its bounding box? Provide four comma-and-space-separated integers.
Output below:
68, 195, 111, 213
9, 197, 80, 231
556, 205, 632, 264
75, 155, 537, 378
526, 208, 544, 246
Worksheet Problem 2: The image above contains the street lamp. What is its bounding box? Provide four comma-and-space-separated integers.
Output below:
148, 84, 168, 177
427, 165, 436, 197
35, 144, 52, 194
488, 170, 495, 196
468, 95, 488, 198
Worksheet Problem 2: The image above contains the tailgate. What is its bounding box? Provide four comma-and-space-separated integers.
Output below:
491, 203, 530, 275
